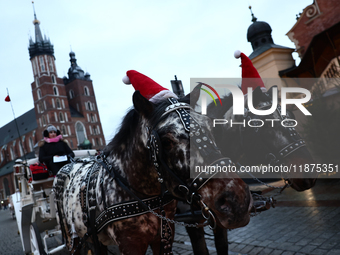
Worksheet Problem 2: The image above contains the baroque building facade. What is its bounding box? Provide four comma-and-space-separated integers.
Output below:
246, 0, 340, 95
0, 11, 106, 200
244, 0, 340, 162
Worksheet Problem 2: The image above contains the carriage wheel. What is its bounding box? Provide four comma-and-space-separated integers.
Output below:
30, 223, 47, 255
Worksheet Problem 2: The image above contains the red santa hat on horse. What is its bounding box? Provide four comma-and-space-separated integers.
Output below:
234, 50, 266, 95
122, 70, 178, 103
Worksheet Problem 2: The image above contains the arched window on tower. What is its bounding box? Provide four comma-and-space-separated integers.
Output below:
32, 59, 37, 76
39, 101, 44, 113
56, 98, 61, 109
69, 90, 75, 99
76, 122, 86, 145
36, 77, 39, 87
19, 142, 24, 157
51, 74, 56, 84
86, 102, 92, 111
29, 137, 34, 152
61, 125, 67, 136
49, 57, 54, 72
53, 86, 59, 96
90, 114, 94, 122
10, 146, 15, 160
42, 115, 46, 126
59, 112, 64, 122
39, 56, 45, 72
0, 149, 4, 162
37, 89, 42, 99
84, 86, 90, 96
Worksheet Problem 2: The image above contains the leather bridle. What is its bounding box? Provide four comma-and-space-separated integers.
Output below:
242, 100, 306, 166
240, 96, 307, 190
148, 97, 233, 229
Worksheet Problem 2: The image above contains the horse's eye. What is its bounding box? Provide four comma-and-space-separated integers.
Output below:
162, 137, 174, 149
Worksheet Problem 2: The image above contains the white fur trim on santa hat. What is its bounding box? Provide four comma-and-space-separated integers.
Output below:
149, 90, 178, 104
122, 75, 131, 84
234, 50, 242, 59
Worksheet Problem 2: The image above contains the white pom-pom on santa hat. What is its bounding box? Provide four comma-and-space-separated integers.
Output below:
234, 50, 242, 59
122, 75, 131, 84
122, 70, 178, 103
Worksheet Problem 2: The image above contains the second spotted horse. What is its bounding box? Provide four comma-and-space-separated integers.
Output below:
180, 52, 316, 255
53, 89, 253, 255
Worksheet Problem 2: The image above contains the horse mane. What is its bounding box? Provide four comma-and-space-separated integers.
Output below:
207, 93, 234, 118
104, 97, 190, 157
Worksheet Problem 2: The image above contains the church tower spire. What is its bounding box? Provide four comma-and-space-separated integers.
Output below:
28, 2, 66, 143
28, 1, 54, 60
32, 2, 43, 43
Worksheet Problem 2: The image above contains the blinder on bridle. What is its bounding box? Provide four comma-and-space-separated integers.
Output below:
147, 98, 233, 229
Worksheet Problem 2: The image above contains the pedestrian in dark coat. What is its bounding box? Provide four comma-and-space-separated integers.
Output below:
39, 125, 75, 175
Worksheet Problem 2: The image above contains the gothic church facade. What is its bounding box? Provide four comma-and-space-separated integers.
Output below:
0, 11, 106, 200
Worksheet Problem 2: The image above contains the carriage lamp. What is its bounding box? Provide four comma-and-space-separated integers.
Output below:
13, 159, 25, 175
14, 165, 21, 174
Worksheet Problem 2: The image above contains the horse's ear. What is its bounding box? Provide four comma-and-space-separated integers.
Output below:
267, 85, 278, 99
133, 91, 154, 118
251, 86, 263, 106
183, 83, 202, 108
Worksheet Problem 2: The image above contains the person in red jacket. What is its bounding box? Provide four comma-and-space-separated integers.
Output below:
39, 125, 75, 175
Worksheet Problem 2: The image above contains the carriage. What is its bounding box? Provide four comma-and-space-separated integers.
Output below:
11, 149, 97, 255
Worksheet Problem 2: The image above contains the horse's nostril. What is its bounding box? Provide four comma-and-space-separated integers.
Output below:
215, 193, 233, 214
219, 203, 231, 214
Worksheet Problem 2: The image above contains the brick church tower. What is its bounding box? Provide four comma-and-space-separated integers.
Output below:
28, 7, 105, 150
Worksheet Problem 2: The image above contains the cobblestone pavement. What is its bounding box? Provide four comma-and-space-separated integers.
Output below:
1, 179, 339, 255
0, 208, 24, 255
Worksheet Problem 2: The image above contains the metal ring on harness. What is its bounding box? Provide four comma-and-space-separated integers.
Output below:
200, 201, 217, 230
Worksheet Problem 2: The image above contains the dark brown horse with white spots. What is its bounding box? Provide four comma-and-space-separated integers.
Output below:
53, 91, 253, 255
185, 85, 317, 255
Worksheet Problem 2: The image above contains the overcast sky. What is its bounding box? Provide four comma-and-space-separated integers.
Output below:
0, 0, 312, 143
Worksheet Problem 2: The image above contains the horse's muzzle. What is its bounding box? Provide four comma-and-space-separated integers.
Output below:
214, 185, 252, 229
